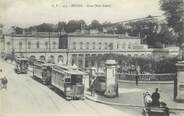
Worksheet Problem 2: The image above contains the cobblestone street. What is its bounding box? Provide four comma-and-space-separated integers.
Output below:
0, 59, 132, 116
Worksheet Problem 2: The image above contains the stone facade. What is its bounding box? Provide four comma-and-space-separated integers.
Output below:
3, 33, 179, 69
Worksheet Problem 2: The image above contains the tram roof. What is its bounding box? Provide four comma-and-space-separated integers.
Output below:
67, 70, 86, 75
53, 64, 86, 75
16, 57, 28, 61
42, 63, 55, 66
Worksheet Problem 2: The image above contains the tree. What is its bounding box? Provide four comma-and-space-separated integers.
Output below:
90, 20, 102, 31
65, 20, 86, 33
15, 27, 23, 34
57, 21, 66, 34
160, 0, 184, 46
36, 23, 54, 32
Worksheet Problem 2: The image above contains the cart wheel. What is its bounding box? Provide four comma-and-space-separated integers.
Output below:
142, 109, 147, 116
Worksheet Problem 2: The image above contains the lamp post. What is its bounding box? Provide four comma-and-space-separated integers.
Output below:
66, 34, 70, 65
45, 48, 47, 62
66, 49, 69, 65
11, 26, 15, 61
49, 31, 51, 52
25, 32, 28, 57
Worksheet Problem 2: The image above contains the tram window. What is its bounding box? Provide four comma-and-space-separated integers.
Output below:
98, 76, 105, 82
65, 78, 71, 83
71, 75, 82, 85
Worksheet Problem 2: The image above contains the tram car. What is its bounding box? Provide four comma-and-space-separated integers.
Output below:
51, 64, 86, 100
33, 60, 54, 84
14, 57, 29, 74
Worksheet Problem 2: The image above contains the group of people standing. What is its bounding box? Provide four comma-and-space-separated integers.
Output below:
0, 69, 8, 89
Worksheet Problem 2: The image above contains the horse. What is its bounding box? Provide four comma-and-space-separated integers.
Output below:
143, 91, 152, 107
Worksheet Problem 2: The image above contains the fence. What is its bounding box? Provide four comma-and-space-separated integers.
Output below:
117, 73, 176, 81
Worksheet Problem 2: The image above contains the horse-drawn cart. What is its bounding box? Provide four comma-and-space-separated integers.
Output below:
142, 107, 169, 116
142, 91, 169, 116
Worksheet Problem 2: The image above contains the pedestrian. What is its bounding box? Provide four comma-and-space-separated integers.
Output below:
174, 77, 177, 101
90, 77, 95, 96
151, 88, 160, 107
135, 74, 139, 86
0, 69, 4, 89
135, 65, 140, 86
2, 76, 8, 89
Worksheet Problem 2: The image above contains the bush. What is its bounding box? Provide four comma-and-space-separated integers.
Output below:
91, 54, 177, 74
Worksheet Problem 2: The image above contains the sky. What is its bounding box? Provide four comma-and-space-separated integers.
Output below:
0, 0, 164, 28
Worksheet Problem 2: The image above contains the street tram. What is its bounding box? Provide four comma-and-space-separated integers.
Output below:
51, 64, 86, 100
15, 57, 29, 74
33, 60, 54, 84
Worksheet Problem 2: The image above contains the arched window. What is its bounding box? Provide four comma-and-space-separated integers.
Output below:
52, 41, 56, 49
99, 42, 102, 49
7, 42, 10, 49
104, 42, 108, 49
80, 42, 83, 49
134, 54, 138, 57
19, 41, 22, 49
29, 56, 36, 65
45, 42, 48, 49
28, 41, 31, 49
122, 42, 126, 49
109, 42, 113, 50
128, 42, 131, 49
73, 42, 76, 50
58, 55, 63, 64
30, 55, 36, 59
36, 41, 40, 48
40, 55, 45, 61
86, 42, 89, 49
92, 42, 95, 49
48, 55, 55, 63
117, 43, 119, 49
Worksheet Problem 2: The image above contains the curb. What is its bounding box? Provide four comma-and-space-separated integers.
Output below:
85, 94, 184, 111
85, 94, 143, 108
118, 80, 174, 84
3, 60, 184, 111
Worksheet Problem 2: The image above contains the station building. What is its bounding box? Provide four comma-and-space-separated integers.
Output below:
3, 32, 179, 69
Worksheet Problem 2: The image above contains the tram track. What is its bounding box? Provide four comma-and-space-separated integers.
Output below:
4, 60, 92, 115
2, 62, 43, 113
82, 100, 101, 116
25, 77, 62, 112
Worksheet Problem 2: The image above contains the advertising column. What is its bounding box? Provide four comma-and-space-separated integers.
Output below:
176, 61, 184, 101
104, 59, 118, 97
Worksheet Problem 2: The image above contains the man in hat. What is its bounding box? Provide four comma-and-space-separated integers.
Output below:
151, 88, 160, 107
0, 69, 8, 89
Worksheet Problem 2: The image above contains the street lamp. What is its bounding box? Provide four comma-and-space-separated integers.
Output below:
66, 34, 70, 65
66, 48, 69, 65
45, 48, 47, 62
25, 31, 28, 58
11, 26, 15, 61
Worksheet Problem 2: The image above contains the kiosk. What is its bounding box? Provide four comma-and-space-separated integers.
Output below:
104, 59, 118, 97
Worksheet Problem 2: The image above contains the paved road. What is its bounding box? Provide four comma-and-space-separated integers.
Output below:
0, 60, 132, 116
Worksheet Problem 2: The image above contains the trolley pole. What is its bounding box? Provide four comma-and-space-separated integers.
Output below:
25, 33, 28, 57
49, 31, 51, 52
11, 27, 15, 61
66, 35, 70, 65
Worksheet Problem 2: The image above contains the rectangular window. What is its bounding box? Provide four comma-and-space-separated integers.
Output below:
59, 35, 68, 49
